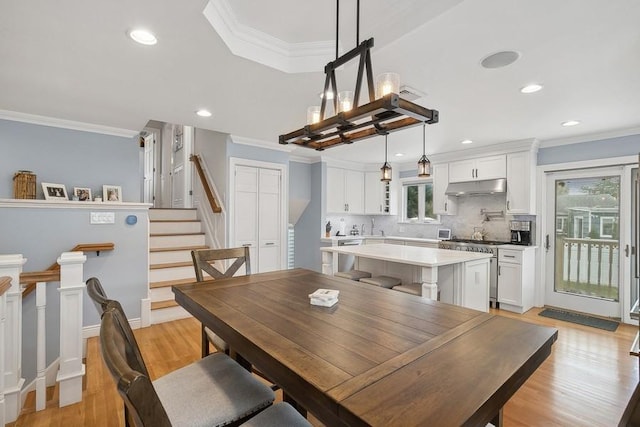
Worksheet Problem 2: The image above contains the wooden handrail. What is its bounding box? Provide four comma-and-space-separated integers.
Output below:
20, 242, 114, 297
0, 275, 11, 296
190, 154, 222, 213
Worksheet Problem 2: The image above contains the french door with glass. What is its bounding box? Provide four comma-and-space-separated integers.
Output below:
545, 167, 623, 318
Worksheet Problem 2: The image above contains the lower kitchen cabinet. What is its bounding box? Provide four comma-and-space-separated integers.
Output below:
498, 247, 536, 313
461, 258, 490, 312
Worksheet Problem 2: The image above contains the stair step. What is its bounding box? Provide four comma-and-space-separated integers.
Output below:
150, 232, 204, 237
150, 220, 202, 234
150, 261, 193, 270
149, 277, 214, 289
149, 247, 208, 265
150, 245, 208, 253
149, 208, 197, 221
151, 300, 179, 310
150, 233, 206, 249
149, 265, 198, 283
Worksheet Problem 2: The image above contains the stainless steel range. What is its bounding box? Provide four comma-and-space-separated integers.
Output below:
438, 239, 508, 308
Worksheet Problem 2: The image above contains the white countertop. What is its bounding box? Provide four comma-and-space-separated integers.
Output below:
321, 243, 491, 267
320, 235, 440, 244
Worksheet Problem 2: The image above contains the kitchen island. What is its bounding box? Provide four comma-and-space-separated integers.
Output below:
321, 243, 492, 312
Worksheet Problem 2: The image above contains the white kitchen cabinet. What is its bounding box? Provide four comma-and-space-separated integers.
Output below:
461, 258, 490, 312
327, 167, 364, 214
498, 247, 536, 313
506, 151, 536, 214
432, 163, 457, 215
449, 155, 506, 183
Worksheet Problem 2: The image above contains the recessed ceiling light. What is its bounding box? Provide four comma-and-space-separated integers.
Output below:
461, 139, 473, 144
561, 120, 580, 127
520, 84, 543, 94
129, 29, 157, 45
394, 153, 404, 157
196, 109, 212, 117
480, 51, 520, 69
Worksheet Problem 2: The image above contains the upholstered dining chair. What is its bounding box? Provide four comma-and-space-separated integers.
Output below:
100, 304, 309, 427
190, 247, 250, 357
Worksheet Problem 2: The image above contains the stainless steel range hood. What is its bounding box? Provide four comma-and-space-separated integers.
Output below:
445, 178, 506, 196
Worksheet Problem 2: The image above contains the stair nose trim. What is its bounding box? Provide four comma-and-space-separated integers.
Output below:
149, 232, 205, 237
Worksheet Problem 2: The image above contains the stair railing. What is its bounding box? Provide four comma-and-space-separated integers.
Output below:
0, 245, 107, 422
190, 154, 226, 250
190, 154, 222, 213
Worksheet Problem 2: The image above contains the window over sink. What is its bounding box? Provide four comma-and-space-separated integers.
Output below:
401, 179, 437, 223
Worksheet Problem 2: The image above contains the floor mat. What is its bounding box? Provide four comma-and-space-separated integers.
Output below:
538, 308, 619, 332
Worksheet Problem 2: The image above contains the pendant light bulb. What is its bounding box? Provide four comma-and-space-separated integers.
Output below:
417, 123, 431, 177
381, 134, 392, 182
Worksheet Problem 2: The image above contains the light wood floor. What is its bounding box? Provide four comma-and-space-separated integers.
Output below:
10, 307, 639, 426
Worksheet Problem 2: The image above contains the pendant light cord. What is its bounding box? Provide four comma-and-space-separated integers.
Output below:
385, 134, 388, 162
356, 0, 360, 46
335, 0, 339, 61
422, 124, 426, 155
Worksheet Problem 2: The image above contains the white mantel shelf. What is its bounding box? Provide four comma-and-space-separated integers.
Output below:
320, 243, 491, 267
0, 199, 152, 210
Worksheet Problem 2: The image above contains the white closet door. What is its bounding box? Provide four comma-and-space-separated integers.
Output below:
234, 166, 258, 274
258, 168, 281, 272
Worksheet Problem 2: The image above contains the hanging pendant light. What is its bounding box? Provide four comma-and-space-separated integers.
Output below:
417, 123, 431, 177
381, 134, 392, 182
279, 0, 438, 151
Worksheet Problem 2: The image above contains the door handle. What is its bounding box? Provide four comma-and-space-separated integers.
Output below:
626, 244, 630, 257
242, 243, 252, 247
545, 234, 550, 252
265, 242, 275, 246
444, 202, 448, 212
498, 266, 501, 275
507, 200, 510, 210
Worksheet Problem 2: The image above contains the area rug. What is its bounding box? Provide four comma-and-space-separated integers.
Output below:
538, 308, 619, 332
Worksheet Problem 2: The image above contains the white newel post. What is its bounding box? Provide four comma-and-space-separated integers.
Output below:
35, 282, 46, 411
0, 254, 27, 424
56, 251, 86, 407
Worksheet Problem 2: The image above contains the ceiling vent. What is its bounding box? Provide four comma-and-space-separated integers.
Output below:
399, 85, 426, 101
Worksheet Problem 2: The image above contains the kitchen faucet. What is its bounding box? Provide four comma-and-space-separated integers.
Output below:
371, 218, 375, 236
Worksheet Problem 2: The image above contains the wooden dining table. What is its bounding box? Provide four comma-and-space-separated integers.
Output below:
173, 268, 558, 427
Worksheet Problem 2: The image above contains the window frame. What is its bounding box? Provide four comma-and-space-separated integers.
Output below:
399, 177, 440, 224
599, 216, 615, 239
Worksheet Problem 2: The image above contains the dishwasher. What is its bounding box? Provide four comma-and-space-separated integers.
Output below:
337, 238, 362, 272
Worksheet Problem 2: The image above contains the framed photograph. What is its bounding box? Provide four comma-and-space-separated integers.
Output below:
73, 187, 92, 201
103, 185, 122, 202
42, 182, 68, 200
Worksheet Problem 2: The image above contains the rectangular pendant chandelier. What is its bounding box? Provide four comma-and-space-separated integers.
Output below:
279, 38, 439, 151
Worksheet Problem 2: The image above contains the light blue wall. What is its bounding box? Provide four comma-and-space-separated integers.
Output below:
226, 141, 289, 165
290, 161, 323, 271
0, 119, 147, 385
538, 134, 640, 165
0, 119, 140, 200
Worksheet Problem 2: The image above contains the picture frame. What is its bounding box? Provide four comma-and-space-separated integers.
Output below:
73, 187, 92, 202
42, 182, 68, 200
103, 185, 122, 202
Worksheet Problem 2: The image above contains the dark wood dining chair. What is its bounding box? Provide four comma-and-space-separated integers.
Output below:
191, 247, 250, 358
99, 304, 309, 427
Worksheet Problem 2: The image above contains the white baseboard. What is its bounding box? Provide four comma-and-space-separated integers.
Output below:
140, 298, 151, 327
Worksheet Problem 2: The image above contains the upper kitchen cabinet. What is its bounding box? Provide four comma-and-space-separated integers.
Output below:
506, 151, 536, 214
364, 170, 397, 215
327, 167, 364, 214
449, 155, 506, 183
432, 163, 457, 215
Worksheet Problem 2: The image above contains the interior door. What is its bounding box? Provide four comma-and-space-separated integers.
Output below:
234, 165, 258, 275
544, 167, 623, 317
258, 168, 281, 273
143, 133, 155, 205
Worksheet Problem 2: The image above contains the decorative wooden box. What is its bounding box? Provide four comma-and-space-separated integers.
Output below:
13, 170, 36, 199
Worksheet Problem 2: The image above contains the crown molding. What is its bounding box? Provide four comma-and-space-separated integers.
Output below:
539, 126, 640, 148
0, 110, 139, 138
289, 154, 320, 164
229, 134, 294, 152
428, 138, 539, 164
203, 0, 336, 73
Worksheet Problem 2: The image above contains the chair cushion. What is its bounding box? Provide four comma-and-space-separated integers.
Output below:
393, 283, 422, 296
241, 403, 311, 427
359, 276, 401, 289
154, 353, 274, 427
335, 270, 372, 281
204, 326, 230, 353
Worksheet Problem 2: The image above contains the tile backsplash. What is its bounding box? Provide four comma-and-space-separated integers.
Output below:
326, 194, 535, 243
